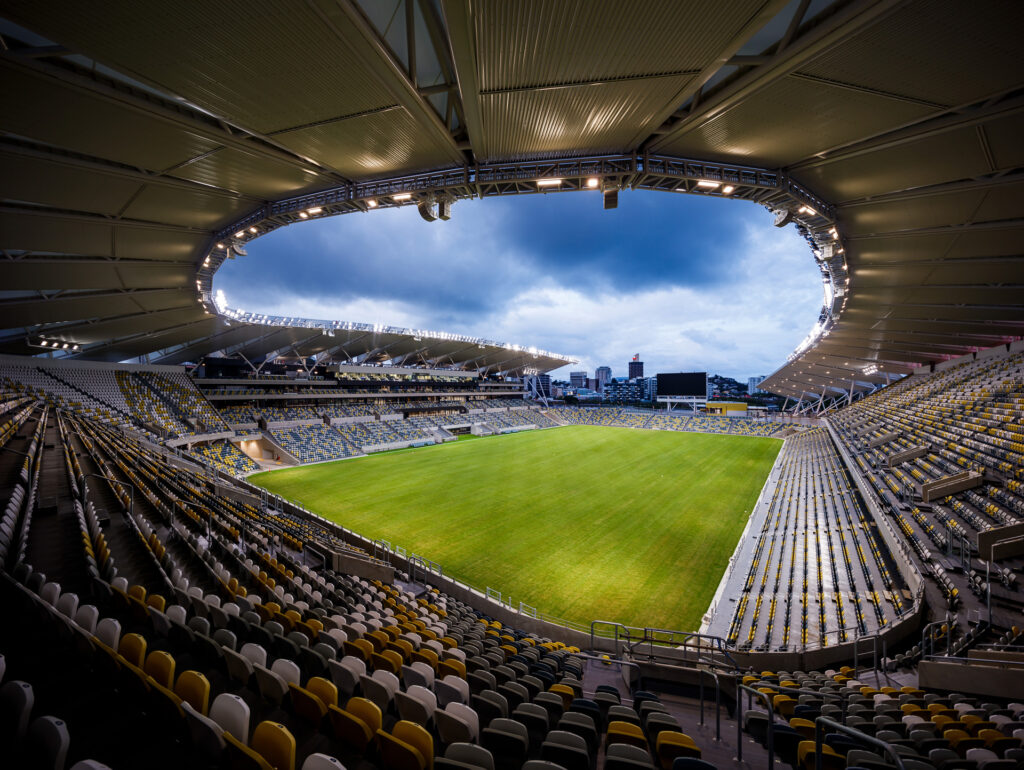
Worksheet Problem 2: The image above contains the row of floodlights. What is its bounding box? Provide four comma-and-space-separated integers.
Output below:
212, 175, 746, 249
36, 339, 80, 351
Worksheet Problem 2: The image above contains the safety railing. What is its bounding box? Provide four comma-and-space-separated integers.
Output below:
813, 716, 906, 770
737, 684, 774, 767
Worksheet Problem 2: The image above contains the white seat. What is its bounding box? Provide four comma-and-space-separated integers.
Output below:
240, 643, 267, 668
182, 702, 225, 759
209, 692, 251, 744
437, 675, 470, 707
271, 658, 300, 686
436, 709, 475, 747
359, 674, 395, 715
26, 715, 70, 770
253, 665, 289, 706
40, 582, 61, 606
94, 618, 121, 650
56, 592, 79, 619
1, 680, 34, 740
166, 605, 188, 625
301, 753, 346, 770
74, 605, 99, 635
447, 701, 480, 742
446, 742, 495, 770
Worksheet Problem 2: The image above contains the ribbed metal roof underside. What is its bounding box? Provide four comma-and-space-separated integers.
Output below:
0, 0, 1022, 387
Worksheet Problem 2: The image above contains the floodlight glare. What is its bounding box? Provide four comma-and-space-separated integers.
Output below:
298, 212, 308, 219
536, 178, 562, 187
586, 177, 599, 189
366, 199, 378, 208
248, 226, 258, 233
307, 207, 322, 214
696, 180, 720, 188
392, 193, 412, 201
234, 231, 245, 238
722, 185, 735, 194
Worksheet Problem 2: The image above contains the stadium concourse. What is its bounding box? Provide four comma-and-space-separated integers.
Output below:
3, 1, 1024, 770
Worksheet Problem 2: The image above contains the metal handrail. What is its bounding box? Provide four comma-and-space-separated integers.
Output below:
920, 617, 954, 658
737, 683, 774, 767
589, 620, 738, 671
696, 666, 723, 741
814, 716, 906, 770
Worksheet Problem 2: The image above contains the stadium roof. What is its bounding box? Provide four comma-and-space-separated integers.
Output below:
1, 1, 1022, 388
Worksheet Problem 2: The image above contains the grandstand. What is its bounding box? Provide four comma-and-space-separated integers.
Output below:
2, 2, 1024, 769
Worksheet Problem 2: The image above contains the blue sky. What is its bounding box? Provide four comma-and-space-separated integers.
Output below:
215, 189, 822, 381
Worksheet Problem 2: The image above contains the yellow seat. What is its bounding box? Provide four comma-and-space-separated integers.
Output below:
146, 594, 166, 612
393, 720, 433, 770
411, 648, 439, 672
388, 639, 415, 662
374, 649, 404, 675
549, 684, 575, 711
438, 659, 466, 680
366, 630, 389, 652
175, 670, 210, 715
378, 728, 427, 770
143, 650, 176, 689
797, 740, 844, 770
773, 694, 797, 718
344, 638, 374, 663
118, 632, 147, 668
128, 584, 147, 602
223, 732, 274, 770
306, 676, 338, 709
288, 683, 327, 726
789, 717, 816, 740
606, 720, 647, 749
655, 731, 701, 767
251, 720, 296, 770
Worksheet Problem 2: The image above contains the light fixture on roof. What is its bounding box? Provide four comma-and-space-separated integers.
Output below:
722, 185, 735, 194
234, 231, 245, 238
366, 199, 378, 208
586, 177, 599, 189
696, 180, 720, 189
298, 211, 308, 219
798, 205, 817, 216
536, 178, 562, 187
393, 193, 412, 201
829, 227, 838, 240
249, 226, 258, 233
216, 243, 225, 249
307, 207, 322, 215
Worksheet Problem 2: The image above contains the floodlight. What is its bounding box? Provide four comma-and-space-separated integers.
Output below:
696, 180, 719, 189
248, 226, 258, 233
366, 199, 378, 208
586, 177, 599, 188
298, 212, 308, 219
722, 185, 735, 194
393, 193, 412, 201
307, 207, 322, 214
536, 178, 562, 187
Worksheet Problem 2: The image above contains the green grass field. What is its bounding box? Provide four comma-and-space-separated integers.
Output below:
250, 426, 780, 631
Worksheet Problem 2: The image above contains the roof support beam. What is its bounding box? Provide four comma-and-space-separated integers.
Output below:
441, 0, 486, 161
645, 0, 911, 153
309, 0, 467, 167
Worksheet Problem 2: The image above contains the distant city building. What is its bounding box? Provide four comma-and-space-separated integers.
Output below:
604, 378, 645, 402
628, 354, 644, 380
595, 366, 611, 390
587, 377, 599, 392
569, 371, 587, 389
748, 375, 766, 395
525, 373, 551, 399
